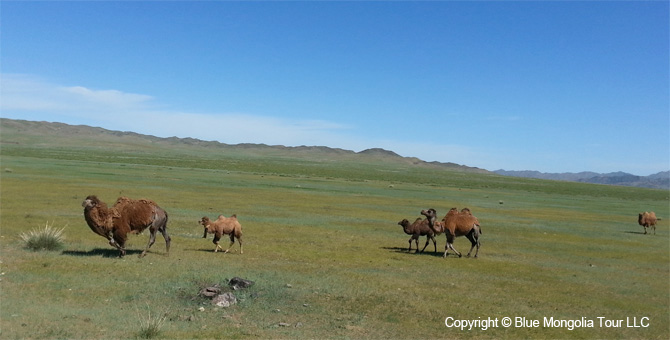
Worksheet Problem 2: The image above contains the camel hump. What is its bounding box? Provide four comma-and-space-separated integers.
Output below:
138, 198, 157, 205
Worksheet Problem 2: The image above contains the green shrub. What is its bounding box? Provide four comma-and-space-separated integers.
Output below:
19, 221, 66, 251
136, 306, 167, 339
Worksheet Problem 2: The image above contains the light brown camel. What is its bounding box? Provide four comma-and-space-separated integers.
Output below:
199, 215, 243, 254
638, 211, 657, 235
421, 208, 481, 258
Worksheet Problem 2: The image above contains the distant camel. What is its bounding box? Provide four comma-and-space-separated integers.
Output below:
82, 195, 171, 258
638, 212, 657, 235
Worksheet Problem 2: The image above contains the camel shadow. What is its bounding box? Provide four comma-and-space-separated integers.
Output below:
624, 231, 647, 235
183, 248, 219, 253
62, 248, 143, 257
381, 246, 443, 257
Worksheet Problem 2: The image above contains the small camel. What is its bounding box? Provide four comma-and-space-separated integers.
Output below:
397, 217, 437, 253
199, 215, 243, 254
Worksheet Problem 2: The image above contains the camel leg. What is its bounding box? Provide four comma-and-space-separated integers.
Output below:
213, 233, 222, 252
110, 230, 128, 258
154, 212, 170, 255
108, 238, 125, 258
444, 242, 462, 258
140, 227, 157, 258
466, 229, 479, 258
443, 233, 461, 258
431, 235, 437, 253
221, 234, 235, 253
420, 236, 430, 253
466, 237, 477, 258
237, 236, 243, 254
407, 236, 415, 252
160, 227, 171, 256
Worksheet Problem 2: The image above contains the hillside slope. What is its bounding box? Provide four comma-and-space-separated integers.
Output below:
0, 118, 488, 174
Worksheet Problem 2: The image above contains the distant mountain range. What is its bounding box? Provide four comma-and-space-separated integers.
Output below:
494, 170, 669, 190
2, 118, 667, 190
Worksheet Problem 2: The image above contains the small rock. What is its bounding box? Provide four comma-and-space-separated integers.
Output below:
198, 307, 205, 312
295, 322, 303, 328
286, 284, 292, 288
199, 284, 222, 298
229, 277, 255, 290
212, 292, 237, 308
278, 322, 291, 327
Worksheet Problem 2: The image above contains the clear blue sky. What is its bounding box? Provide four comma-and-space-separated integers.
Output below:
2, 1, 668, 175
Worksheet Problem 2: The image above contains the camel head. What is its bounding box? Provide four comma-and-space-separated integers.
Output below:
420, 208, 436, 217
82, 195, 101, 209
398, 219, 410, 228
420, 208, 437, 221
199, 216, 212, 238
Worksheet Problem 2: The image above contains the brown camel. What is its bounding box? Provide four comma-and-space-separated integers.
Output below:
422, 208, 481, 258
82, 195, 170, 258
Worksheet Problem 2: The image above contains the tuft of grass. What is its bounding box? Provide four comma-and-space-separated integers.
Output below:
136, 305, 168, 339
19, 221, 66, 251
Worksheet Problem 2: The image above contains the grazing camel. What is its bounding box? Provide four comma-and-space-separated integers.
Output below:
422, 208, 481, 258
638, 212, 657, 235
199, 215, 243, 254
82, 195, 170, 258
397, 217, 437, 253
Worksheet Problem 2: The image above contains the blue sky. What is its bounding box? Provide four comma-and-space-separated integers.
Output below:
1, 1, 668, 175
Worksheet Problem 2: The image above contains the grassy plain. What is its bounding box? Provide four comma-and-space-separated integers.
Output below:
1, 120, 669, 339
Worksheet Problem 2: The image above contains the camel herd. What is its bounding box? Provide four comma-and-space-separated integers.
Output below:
398, 207, 482, 258
82, 195, 241, 258
82, 194, 657, 258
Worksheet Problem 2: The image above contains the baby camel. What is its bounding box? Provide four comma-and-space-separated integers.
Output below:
199, 215, 243, 254
397, 217, 437, 253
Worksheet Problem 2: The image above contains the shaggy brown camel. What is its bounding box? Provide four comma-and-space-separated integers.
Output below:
421, 208, 481, 258
82, 195, 171, 258
199, 215, 243, 254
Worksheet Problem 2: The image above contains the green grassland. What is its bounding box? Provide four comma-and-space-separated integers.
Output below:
1, 120, 668, 339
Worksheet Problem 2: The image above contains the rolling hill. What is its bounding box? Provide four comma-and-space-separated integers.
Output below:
1, 118, 667, 189
0, 118, 488, 173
